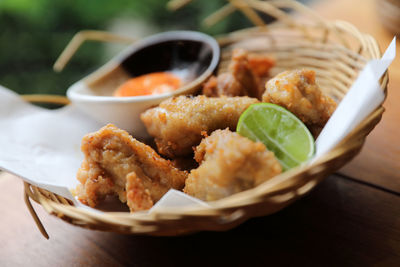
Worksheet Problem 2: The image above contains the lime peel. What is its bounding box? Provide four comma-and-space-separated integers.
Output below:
237, 103, 315, 171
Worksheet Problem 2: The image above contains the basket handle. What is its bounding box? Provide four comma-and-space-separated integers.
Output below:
53, 30, 135, 72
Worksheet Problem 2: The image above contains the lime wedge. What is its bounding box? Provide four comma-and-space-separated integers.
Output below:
237, 103, 315, 171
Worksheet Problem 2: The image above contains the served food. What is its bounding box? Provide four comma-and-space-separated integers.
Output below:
262, 69, 337, 136
202, 48, 275, 99
113, 72, 182, 97
140, 95, 258, 158
74, 47, 337, 212
75, 124, 187, 212
184, 129, 281, 201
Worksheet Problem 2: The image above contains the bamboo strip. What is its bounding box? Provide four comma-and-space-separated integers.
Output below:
53, 30, 134, 72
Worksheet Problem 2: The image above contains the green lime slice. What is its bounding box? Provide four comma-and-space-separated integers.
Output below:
237, 103, 315, 171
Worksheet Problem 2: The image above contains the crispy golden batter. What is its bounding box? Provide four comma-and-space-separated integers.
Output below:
202, 73, 244, 98
262, 69, 337, 135
202, 49, 274, 99
75, 124, 188, 211
183, 129, 282, 201
126, 171, 153, 212
140, 95, 259, 158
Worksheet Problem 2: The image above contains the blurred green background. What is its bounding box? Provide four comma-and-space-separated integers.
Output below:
0, 0, 259, 96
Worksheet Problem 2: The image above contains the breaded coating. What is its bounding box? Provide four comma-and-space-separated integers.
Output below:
75, 124, 188, 211
202, 73, 244, 98
202, 49, 274, 99
126, 171, 153, 212
183, 129, 282, 201
262, 69, 337, 135
140, 95, 259, 158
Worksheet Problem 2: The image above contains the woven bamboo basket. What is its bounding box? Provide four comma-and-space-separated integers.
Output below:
22, 0, 388, 238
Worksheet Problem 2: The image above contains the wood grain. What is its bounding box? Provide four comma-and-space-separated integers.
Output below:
1, 172, 400, 266
1, 1, 400, 266
313, 0, 400, 192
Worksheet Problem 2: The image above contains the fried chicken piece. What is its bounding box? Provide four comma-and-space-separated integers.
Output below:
183, 129, 282, 201
247, 53, 275, 77
262, 69, 337, 135
202, 73, 245, 98
202, 49, 275, 99
75, 124, 188, 211
228, 49, 262, 98
140, 95, 259, 158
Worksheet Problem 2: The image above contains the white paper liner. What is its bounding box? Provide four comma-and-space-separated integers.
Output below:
0, 38, 396, 212
314, 37, 396, 159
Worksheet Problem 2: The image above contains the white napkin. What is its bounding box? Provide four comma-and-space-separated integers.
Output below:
0, 89, 102, 200
314, 37, 396, 159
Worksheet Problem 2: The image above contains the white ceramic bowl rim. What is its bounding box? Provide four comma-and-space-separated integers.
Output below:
67, 30, 220, 103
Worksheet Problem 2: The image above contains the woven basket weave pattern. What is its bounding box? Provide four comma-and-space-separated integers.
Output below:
23, 0, 387, 237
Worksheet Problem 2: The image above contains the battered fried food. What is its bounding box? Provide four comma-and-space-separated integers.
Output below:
75, 124, 188, 212
262, 69, 337, 135
202, 49, 275, 99
202, 73, 244, 98
140, 95, 259, 158
184, 129, 282, 201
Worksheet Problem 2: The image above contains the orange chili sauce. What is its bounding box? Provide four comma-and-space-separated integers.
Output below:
113, 72, 181, 97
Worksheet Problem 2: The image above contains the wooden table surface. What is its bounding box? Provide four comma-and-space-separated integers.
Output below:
1, 0, 399, 266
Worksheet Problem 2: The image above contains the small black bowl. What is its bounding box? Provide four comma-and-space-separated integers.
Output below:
120, 32, 219, 84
